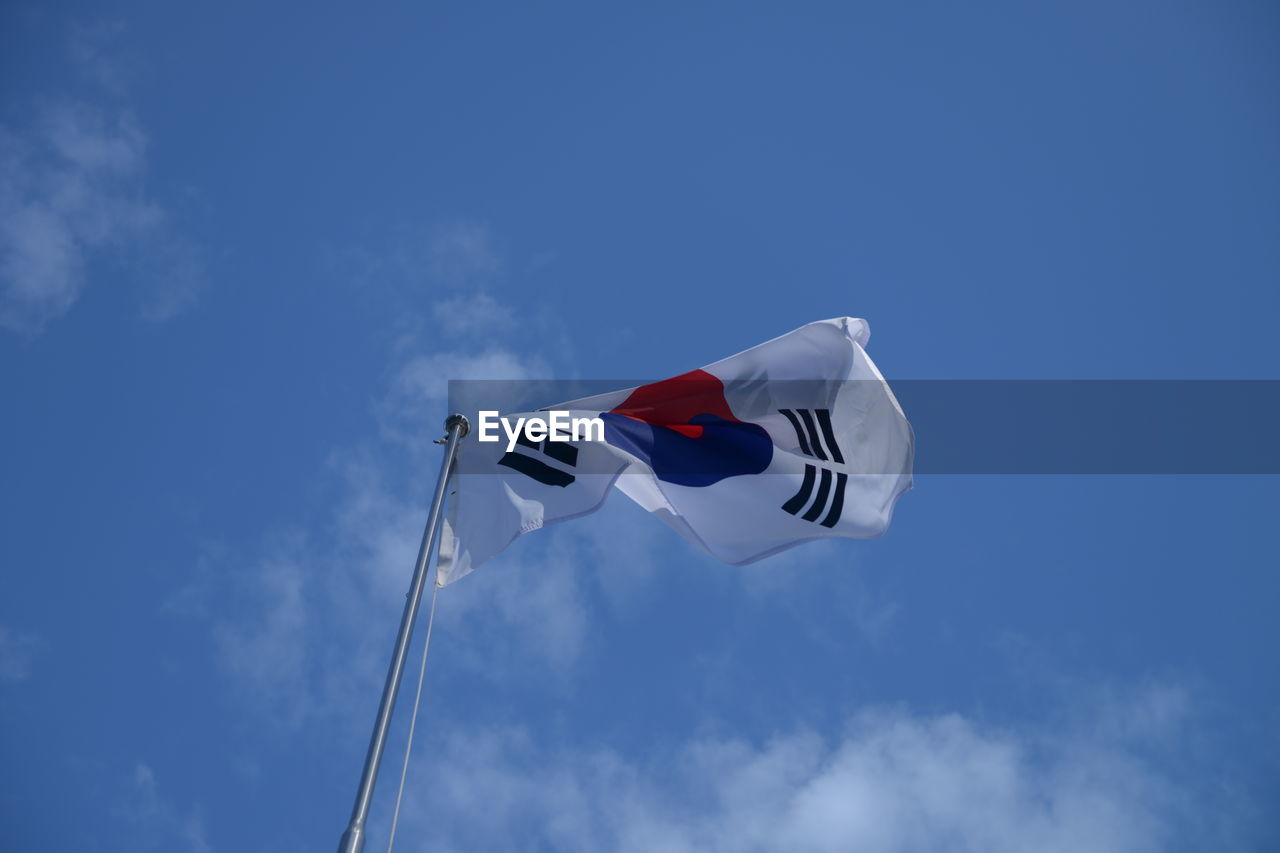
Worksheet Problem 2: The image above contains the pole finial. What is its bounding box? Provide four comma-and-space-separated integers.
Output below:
445, 413, 470, 439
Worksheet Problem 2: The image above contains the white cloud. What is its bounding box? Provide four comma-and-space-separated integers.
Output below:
194, 275, 670, 724
115, 762, 212, 853
331, 221, 575, 371
378, 347, 544, 453
433, 497, 664, 679
134, 232, 206, 321
334, 221, 502, 297
205, 413, 662, 724
0, 625, 40, 682
426, 222, 502, 288
204, 518, 414, 727
200, 287, 613, 721
1, 36, 203, 333
396, 684, 1236, 853
431, 291, 514, 338
212, 546, 309, 713
725, 538, 899, 648
69, 22, 132, 96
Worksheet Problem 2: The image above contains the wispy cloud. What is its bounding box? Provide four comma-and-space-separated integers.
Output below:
332, 220, 502, 297
426, 222, 503, 288
434, 497, 664, 680
0, 30, 203, 334
727, 538, 899, 648
0, 625, 40, 682
200, 447, 655, 726
114, 762, 212, 853
212, 543, 309, 714
69, 21, 132, 96
329, 220, 572, 365
396, 682, 1239, 853
191, 262, 615, 722
133, 232, 205, 321
431, 291, 514, 338
377, 347, 544, 453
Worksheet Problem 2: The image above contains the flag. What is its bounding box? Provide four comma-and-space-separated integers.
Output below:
436, 317, 912, 585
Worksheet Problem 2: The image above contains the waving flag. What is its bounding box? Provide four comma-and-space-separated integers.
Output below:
437, 318, 913, 585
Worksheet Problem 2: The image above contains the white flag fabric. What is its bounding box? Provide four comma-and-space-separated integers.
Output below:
437, 317, 912, 585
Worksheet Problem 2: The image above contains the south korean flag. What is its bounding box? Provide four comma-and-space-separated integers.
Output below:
438, 318, 913, 585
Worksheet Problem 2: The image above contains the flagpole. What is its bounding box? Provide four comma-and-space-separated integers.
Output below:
336, 413, 469, 853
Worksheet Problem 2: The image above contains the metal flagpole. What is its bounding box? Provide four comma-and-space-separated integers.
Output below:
336, 413, 470, 853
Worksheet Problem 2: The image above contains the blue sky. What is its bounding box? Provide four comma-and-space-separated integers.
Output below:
2, 2, 1278, 851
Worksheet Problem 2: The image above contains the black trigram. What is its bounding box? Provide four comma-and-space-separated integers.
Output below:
779, 408, 844, 464
498, 433, 578, 487
779, 408, 847, 528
